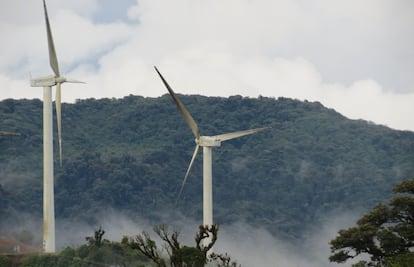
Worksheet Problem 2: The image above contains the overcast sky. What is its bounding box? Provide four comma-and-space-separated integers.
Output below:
1, 0, 413, 131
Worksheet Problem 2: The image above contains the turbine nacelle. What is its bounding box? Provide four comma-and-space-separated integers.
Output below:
30, 75, 66, 87
31, 75, 83, 87
196, 136, 221, 147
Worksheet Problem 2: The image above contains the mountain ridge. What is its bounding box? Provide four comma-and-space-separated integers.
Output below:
1, 95, 413, 241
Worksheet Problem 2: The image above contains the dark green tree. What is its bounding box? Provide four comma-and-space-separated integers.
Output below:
0, 256, 12, 267
329, 178, 414, 266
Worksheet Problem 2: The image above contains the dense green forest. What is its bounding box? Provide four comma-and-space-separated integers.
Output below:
1, 95, 414, 243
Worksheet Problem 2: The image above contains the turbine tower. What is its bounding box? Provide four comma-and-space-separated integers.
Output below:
154, 67, 265, 245
30, 0, 83, 253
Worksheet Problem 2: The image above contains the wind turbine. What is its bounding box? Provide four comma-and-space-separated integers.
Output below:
30, 0, 84, 253
154, 66, 265, 245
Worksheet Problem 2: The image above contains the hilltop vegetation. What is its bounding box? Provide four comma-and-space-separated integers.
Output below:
1, 95, 414, 241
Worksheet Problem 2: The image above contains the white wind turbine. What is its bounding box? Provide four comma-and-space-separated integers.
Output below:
154, 67, 265, 245
30, 0, 84, 253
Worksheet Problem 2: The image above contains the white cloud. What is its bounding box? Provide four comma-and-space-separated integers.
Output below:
0, 0, 99, 25
0, 0, 413, 132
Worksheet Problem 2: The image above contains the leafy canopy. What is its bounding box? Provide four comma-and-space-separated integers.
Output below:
329, 178, 414, 266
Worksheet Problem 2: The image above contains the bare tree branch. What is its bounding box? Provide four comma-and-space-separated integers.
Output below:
129, 231, 167, 267
195, 224, 219, 254
128, 223, 239, 267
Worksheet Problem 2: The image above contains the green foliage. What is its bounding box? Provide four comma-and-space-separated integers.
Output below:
1, 96, 414, 240
388, 252, 414, 267
15, 225, 237, 267
21, 254, 59, 267
174, 246, 205, 267
0, 255, 12, 267
330, 178, 414, 266
19, 227, 150, 267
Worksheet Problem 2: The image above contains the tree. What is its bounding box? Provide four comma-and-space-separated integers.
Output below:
85, 225, 106, 247
19, 227, 149, 267
128, 224, 240, 267
329, 178, 414, 266
0, 256, 12, 267
210, 253, 241, 267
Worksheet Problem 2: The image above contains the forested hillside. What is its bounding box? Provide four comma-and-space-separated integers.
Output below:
1, 95, 414, 241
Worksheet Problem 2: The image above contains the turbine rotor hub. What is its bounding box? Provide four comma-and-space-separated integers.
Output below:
55, 76, 66, 83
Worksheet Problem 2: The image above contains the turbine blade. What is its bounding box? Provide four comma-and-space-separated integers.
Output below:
176, 144, 200, 204
0, 131, 20, 136
65, 79, 86, 84
154, 66, 200, 138
214, 127, 267, 142
56, 83, 63, 166
43, 0, 60, 77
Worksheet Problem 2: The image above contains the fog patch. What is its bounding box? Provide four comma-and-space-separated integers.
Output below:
215, 211, 362, 267
0, 158, 37, 189
298, 160, 312, 179
55, 208, 201, 249
0, 212, 42, 247
53, 209, 363, 267
56, 208, 153, 249
230, 157, 250, 173
334, 164, 345, 182
0, 207, 367, 266
54, 209, 365, 266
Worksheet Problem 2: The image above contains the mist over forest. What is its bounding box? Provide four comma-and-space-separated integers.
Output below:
1, 95, 414, 266
1, 208, 360, 267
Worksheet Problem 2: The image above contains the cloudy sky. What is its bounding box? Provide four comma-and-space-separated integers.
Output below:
1, 0, 413, 131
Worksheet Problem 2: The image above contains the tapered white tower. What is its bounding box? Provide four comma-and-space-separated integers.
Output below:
30, 0, 83, 253
154, 67, 265, 246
